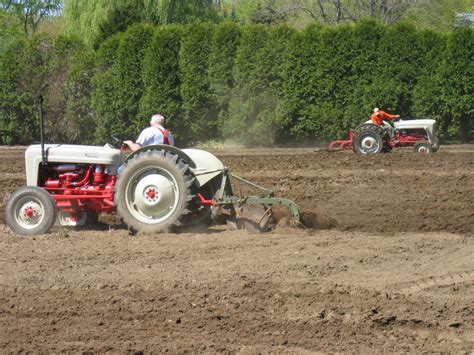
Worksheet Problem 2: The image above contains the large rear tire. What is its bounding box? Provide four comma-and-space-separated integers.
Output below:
352, 124, 388, 155
6, 186, 57, 235
115, 150, 195, 233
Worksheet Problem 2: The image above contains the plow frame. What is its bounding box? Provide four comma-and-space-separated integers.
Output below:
196, 168, 301, 221
328, 130, 354, 151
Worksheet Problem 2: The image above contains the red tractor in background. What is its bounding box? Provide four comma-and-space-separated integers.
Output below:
329, 118, 440, 154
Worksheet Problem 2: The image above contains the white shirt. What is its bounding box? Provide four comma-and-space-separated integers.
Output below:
136, 125, 174, 147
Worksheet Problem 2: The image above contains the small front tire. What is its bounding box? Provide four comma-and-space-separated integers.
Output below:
414, 141, 432, 154
6, 186, 57, 236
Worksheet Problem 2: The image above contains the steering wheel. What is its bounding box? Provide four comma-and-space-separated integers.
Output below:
110, 133, 126, 149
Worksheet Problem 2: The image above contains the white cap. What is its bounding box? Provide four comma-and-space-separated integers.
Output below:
150, 114, 165, 125
373, 107, 380, 114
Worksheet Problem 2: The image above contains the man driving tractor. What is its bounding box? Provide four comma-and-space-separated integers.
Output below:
124, 114, 174, 152
371, 107, 400, 141
371, 107, 400, 125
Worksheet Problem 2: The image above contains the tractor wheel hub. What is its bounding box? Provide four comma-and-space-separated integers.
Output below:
361, 136, 376, 149
18, 201, 43, 227
132, 173, 177, 221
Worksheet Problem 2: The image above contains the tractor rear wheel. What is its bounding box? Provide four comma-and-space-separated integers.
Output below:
352, 124, 388, 154
414, 141, 432, 154
115, 150, 195, 234
6, 186, 57, 235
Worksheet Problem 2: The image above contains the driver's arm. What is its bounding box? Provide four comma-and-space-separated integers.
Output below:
384, 113, 400, 119
124, 140, 141, 152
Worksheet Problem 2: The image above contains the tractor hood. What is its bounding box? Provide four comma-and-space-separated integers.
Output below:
394, 119, 436, 131
25, 144, 122, 186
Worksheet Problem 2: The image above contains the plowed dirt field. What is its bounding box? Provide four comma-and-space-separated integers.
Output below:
0, 145, 473, 353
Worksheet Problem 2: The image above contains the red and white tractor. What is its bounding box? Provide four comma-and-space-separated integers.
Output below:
329, 119, 440, 154
6, 136, 301, 236
5, 94, 301, 236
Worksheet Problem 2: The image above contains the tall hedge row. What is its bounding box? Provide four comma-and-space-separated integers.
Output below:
0, 22, 472, 146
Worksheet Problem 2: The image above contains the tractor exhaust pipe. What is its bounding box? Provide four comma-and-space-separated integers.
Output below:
38, 94, 46, 166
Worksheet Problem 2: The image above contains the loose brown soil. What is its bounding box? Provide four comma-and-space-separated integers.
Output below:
0, 145, 473, 353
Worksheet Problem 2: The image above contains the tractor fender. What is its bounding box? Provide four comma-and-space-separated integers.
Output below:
125, 144, 197, 169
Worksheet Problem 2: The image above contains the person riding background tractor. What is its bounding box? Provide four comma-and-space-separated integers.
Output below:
370, 107, 400, 125
124, 114, 174, 152
370, 107, 400, 142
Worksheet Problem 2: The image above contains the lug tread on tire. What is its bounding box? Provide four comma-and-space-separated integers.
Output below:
115, 150, 197, 234
352, 123, 390, 154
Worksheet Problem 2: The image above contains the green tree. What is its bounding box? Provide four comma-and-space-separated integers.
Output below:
208, 21, 240, 134
402, 0, 474, 31
92, 33, 123, 143
61, 37, 95, 143
44, 35, 94, 143
145, 0, 219, 25
439, 28, 473, 141
250, 24, 296, 144
114, 24, 153, 138
0, 34, 53, 144
343, 20, 386, 131
0, 8, 22, 52
1, 0, 62, 36
140, 25, 183, 133
372, 23, 423, 117
64, 0, 219, 47
91, 24, 153, 141
178, 22, 215, 143
225, 24, 268, 142
92, 2, 144, 49
412, 30, 446, 134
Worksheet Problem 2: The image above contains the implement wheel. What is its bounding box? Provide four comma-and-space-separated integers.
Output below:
116, 150, 196, 233
352, 124, 388, 155
6, 186, 57, 235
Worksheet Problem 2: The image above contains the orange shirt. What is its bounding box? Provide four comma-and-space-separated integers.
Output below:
370, 110, 398, 125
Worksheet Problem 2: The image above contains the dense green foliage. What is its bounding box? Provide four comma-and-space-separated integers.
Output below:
64, 0, 219, 47
140, 25, 183, 134
178, 23, 216, 143
0, 22, 473, 146
208, 21, 241, 136
92, 24, 154, 142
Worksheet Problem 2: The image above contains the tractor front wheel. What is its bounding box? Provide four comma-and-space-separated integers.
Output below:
6, 186, 57, 235
414, 141, 432, 154
116, 150, 195, 234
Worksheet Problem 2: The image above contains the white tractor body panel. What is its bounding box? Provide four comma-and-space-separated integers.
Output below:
25, 145, 224, 188
25, 144, 123, 186
394, 119, 436, 134
364, 119, 436, 141
183, 148, 224, 187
